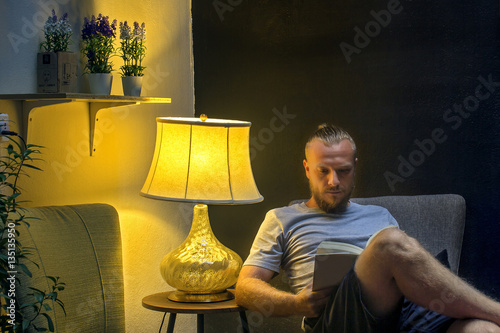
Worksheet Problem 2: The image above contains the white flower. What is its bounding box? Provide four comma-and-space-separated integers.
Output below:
41, 10, 72, 52
132, 22, 146, 41
120, 21, 132, 39
57, 19, 72, 35
43, 11, 72, 36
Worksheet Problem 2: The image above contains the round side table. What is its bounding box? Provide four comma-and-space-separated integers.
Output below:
142, 291, 249, 333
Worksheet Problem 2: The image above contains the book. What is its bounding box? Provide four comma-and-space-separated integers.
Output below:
312, 226, 397, 291
311, 240, 363, 291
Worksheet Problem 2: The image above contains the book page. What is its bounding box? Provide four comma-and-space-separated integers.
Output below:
312, 252, 358, 291
316, 241, 363, 255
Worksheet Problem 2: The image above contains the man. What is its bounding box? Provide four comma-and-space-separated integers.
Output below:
235, 124, 500, 332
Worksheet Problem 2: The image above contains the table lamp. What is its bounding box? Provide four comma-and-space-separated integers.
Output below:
140, 115, 263, 302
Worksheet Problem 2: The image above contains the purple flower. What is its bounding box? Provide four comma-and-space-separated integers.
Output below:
51, 9, 57, 23
81, 14, 117, 40
81, 13, 117, 73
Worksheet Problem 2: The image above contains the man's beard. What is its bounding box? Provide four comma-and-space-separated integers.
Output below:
310, 183, 353, 214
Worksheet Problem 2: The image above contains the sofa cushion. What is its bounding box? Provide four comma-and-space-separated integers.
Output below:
15, 204, 125, 333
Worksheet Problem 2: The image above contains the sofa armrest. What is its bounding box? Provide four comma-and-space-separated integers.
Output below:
16, 203, 125, 332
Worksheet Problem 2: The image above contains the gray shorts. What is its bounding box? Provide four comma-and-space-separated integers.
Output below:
304, 267, 455, 333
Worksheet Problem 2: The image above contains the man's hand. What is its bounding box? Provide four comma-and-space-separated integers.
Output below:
294, 283, 333, 317
236, 266, 333, 317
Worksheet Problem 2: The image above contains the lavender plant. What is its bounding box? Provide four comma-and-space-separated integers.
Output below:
40, 10, 72, 52
81, 14, 117, 73
118, 21, 147, 77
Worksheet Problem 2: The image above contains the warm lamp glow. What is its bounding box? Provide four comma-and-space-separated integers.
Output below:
140, 117, 263, 204
141, 116, 263, 302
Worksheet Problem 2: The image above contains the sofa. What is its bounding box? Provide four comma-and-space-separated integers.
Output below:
227, 194, 467, 333
16, 204, 125, 332
14, 195, 466, 332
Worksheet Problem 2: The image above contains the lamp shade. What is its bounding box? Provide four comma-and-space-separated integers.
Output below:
140, 117, 263, 204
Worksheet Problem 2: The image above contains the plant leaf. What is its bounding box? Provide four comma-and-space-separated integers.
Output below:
56, 299, 66, 316
28, 287, 45, 294
23, 319, 30, 331
46, 292, 57, 300
41, 313, 54, 332
18, 263, 32, 277
20, 302, 36, 309
46, 276, 57, 284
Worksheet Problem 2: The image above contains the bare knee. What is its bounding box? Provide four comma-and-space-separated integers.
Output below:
447, 319, 500, 333
368, 227, 425, 264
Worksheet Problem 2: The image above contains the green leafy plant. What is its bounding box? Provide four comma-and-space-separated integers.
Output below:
81, 14, 117, 73
21, 277, 66, 332
40, 10, 72, 53
0, 135, 65, 332
118, 21, 147, 77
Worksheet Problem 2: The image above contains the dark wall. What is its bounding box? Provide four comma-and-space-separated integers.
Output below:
192, 0, 500, 299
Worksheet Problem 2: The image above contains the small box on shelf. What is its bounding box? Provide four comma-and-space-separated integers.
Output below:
37, 52, 77, 93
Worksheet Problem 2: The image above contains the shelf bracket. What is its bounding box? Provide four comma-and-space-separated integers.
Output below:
89, 101, 138, 156
22, 100, 74, 143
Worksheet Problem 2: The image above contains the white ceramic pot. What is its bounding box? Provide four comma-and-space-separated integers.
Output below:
122, 76, 143, 96
88, 73, 113, 95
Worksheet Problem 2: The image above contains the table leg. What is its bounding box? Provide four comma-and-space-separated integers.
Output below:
167, 313, 177, 333
197, 313, 204, 333
239, 311, 249, 333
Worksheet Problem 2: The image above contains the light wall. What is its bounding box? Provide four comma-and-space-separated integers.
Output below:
0, 0, 197, 332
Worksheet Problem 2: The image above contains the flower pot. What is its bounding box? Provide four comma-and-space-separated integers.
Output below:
37, 52, 77, 93
88, 73, 113, 95
122, 76, 143, 96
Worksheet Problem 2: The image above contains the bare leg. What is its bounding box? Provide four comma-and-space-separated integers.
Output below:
447, 319, 500, 333
354, 228, 500, 327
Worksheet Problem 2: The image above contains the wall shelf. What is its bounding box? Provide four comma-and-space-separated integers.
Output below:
0, 93, 172, 155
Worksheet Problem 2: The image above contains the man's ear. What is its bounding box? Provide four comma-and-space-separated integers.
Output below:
303, 159, 310, 179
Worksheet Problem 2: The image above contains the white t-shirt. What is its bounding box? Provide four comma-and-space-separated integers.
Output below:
243, 202, 399, 293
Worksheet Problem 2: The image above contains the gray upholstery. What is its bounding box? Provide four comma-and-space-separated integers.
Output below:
16, 204, 125, 333
255, 194, 466, 332
351, 194, 466, 274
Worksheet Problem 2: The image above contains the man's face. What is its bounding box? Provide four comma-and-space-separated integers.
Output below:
303, 139, 357, 213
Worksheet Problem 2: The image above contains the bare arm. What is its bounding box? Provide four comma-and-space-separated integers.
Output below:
235, 265, 332, 317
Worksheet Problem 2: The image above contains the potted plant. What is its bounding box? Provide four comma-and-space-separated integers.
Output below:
81, 14, 117, 95
0, 134, 65, 332
37, 10, 77, 93
118, 21, 146, 96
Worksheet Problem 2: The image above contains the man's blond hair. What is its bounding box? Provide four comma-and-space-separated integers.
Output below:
305, 124, 357, 159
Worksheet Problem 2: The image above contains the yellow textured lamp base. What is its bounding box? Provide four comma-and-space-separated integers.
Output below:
160, 204, 243, 303
167, 290, 234, 303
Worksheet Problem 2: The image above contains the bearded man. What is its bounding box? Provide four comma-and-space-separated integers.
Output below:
235, 124, 500, 333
